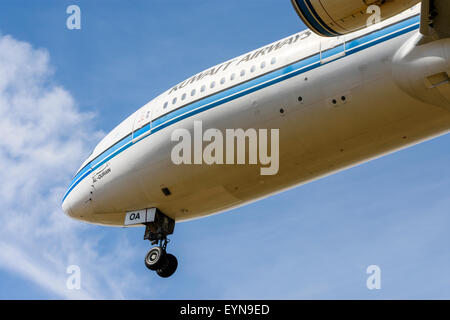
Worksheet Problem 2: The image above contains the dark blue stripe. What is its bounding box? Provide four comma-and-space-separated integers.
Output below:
62, 15, 420, 203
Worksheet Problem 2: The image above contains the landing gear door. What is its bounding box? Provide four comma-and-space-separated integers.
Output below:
132, 102, 152, 143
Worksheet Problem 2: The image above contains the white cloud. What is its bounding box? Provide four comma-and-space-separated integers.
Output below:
0, 34, 143, 299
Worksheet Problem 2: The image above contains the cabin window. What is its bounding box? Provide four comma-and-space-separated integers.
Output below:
181, 93, 186, 100
172, 97, 177, 105
191, 89, 196, 96
261, 61, 266, 69
163, 102, 168, 109
220, 77, 225, 85
210, 81, 216, 89
250, 65, 256, 73
201, 85, 206, 92
271, 57, 276, 65
240, 70, 246, 77
230, 73, 236, 81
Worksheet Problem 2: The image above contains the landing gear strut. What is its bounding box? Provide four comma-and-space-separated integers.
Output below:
143, 209, 177, 278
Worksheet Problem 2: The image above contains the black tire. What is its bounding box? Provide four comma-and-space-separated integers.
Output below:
145, 246, 166, 271
156, 254, 178, 278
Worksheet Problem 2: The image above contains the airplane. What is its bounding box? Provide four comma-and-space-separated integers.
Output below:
62, 0, 450, 278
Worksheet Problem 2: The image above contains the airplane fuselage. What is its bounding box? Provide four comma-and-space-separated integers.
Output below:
62, 5, 450, 226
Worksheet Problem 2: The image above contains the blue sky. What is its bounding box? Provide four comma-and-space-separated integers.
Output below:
0, 0, 449, 299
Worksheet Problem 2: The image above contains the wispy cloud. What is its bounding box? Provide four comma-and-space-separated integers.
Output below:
0, 34, 146, 299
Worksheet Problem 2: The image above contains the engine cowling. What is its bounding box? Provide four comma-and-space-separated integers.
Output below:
291, 0, 420, 37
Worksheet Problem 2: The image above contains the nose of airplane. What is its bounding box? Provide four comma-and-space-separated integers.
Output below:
62, 182, 94, 221
61, 196, 72, 217
61, 164, 94, 221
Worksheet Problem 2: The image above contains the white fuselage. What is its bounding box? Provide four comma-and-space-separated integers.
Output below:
62, 5, 450, 226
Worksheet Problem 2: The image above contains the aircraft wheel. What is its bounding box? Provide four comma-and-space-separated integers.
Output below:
156, 253, 178, 278
145, 246, 166, 271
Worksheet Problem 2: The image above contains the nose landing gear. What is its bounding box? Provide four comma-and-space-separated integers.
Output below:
144, 237, 178, 278
143, 209, 177, 278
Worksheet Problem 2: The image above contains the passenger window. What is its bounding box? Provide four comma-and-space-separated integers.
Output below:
181, 93, 186, 100
250, 65, 256, 73
172, 97, 177, 105
240, 70, 246, 77
230, 73, 236, 81
210, 81, 216, 89
163, 102, 168, 109
261, 61, 266, 69
201, 85, 206, 92
220, 77, 225, 85
271, 57, 277, 65
191, 89, 196, 96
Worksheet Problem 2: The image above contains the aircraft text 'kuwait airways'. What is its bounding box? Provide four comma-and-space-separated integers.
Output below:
168, 31, 312, 95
